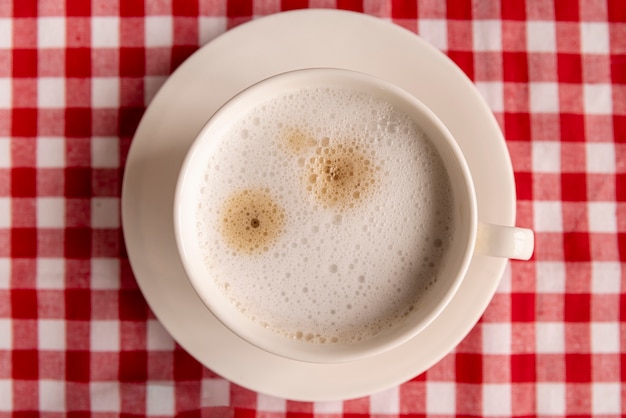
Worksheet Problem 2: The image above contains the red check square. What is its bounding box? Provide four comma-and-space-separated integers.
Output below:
511, 354, 536, 382
226, 0, 253, 17
64, 228, 92, 258
281, 0, 308, 11
119, 48, 146, 77
66, 351, 90, 381
119, 351, 148, 382
11, 289, 38, 319
13, 0, 37, 17
120, 0, 145, 17
65, 289, 92, 321
446, 0, 472, 20
563, 232, 591, 261
512, 293, 535, 322
564, 294, 591, 322
391, 0, 417, 19
65, 48, 91, 77
174, 349, 204, 380
608, 0, 626, 22
561, 173, 587, 201
11, 228, 37, 257
555, 2, 580, 21
12, 350, 39, 379
565, 354, 592, 382
11, 108, 38, 137
64, 167, 92, 197
455, 353, 483, 383
66, 0, 91, 16
503, 52, 529, 82
337, 0, 364, 12
557, 53, 583, 83
65, 108, 92, 137
119, 289, 149, 320
502, 1, 525, 20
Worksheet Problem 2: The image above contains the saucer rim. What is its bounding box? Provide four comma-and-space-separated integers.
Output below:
122, 9, 513, 402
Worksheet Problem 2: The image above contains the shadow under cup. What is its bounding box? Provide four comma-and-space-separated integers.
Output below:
174, 68, 476, 363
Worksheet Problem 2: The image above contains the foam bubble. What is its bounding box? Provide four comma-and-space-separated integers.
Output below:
195, 86, 455, 344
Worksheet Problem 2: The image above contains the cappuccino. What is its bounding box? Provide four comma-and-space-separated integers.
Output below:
195, 86, 454, 344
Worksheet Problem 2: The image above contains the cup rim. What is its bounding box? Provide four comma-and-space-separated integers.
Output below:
173, 67, 477, 363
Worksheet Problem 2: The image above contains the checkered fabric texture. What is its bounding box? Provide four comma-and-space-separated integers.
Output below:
1, 0, 624, 416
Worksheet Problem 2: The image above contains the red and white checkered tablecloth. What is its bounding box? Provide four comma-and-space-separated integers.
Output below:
1, 0, 624, 416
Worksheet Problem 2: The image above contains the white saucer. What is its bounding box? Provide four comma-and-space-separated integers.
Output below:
121, 10, 515, 402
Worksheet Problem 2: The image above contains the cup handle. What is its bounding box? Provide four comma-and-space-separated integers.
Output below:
475, 223, 534, 260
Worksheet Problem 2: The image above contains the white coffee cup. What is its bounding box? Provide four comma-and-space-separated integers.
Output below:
174, 68, 533, 363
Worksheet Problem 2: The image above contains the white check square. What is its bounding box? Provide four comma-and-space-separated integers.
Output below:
588, 202, 616, 232
473, 20, 501, 51
0, 79, 10, 108
530, 82, 559, 113
535, 261, 566, 293
586, 142, 615, 173
91, 258, 120, 290
418, 19, 448, 51
91, 137, 120, 168
36, 258, 65, 289
591, 322, 620, 353
584, 84, 612, 115
534, 201, 563, 233
314, 400, 343, 414
591, 262, 621, 293
536, 322, 565, 353
92, 78, 120, 108
482, 323, 511, 354
37, 197, 65, 228
0, 137, 9, 167
537, 383, 565, 415
0, 319, 11, 349
581, 23, 610, 54
475, 82, 503, 112
146, 383, 174, 416
532, 141, 560, 173
38, 319, 66, 350
201, 379, 230, 407
37, 137, 65, 168
0, 19, 11, 48
90, 320, 120, 351
426, 382, 455, 414
592, 383, 621, 415
257, 394, 286, 412
526, 21, 556, 52
0, 380, 11, 411
483, 384, 511, 416
91, 382, 121, 412
38, 17, 66, 48
39, 380, 65, 412
38, 78, 65, 108
199, 17, 227, 46
0, 198, 9, 228
91, 17, 120, 48
370, 386, 399, 414
0, 259, 9, 289
145, 16, 173, 47
91, 197, 120, 228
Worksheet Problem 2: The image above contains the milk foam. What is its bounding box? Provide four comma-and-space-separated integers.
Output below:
196, 87, 454, 344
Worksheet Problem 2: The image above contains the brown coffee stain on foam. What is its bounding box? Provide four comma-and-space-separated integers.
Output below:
220, 188, 285, 254
280, 127, 318, 154
280, 127, 381, 210
305, 140, 380, 209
